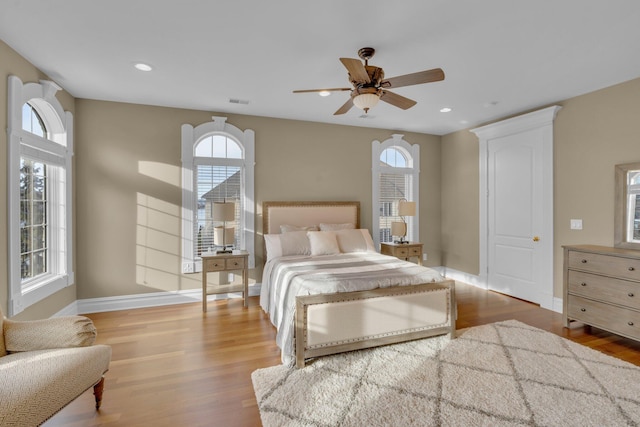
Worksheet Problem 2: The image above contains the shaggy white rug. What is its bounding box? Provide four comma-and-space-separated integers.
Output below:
252, 320, 640, 426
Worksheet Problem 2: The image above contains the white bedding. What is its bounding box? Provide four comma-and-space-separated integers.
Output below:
259, 252, 446, 364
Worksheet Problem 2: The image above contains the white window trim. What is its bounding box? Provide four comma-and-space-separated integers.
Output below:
7, 75, 74, 316
372, 134, 420, 249
181, 116, 255, 272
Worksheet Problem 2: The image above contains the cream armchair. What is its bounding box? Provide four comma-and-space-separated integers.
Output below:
0, 307, 111, 427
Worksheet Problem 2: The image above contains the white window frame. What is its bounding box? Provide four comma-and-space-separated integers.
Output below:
181, 116, 255, 272
372, 134, 420, 249
7, 75, 74, 316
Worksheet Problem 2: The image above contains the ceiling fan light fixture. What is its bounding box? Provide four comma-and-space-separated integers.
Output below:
318, 90, 331, 97
353, 93, 380, 113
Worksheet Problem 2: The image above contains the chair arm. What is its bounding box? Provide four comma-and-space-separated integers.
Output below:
3, 316, 97, 352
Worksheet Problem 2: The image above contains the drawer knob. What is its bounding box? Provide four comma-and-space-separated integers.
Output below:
629, 321, 635, 326
629, 267, 636, 271
581, 259, 587, 264
629, 293, 635, 297
580, 282, 587, 287
580, 308, 586, 312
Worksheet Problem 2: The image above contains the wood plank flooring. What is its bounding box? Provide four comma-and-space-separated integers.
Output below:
45, 282, 640, 426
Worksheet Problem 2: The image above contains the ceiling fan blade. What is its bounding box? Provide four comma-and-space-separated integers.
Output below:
382, 68, 444, 89
334, 97, 354, 115
380, 90, 417, 110
339, 58, 371, 84
293, 87, 351, 94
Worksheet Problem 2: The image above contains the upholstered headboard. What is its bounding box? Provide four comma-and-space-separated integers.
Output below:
262, 201, 360, 235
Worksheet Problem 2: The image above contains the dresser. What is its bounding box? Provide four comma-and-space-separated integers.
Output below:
380, 242, 423, 265
563, 245, 640, 342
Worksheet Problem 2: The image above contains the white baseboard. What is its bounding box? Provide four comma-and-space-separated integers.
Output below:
553, 297, 564, 314
433, 266, 486, 290
54, 270, 564, 316
433, 266, 563, 314
55, 284, 262, 316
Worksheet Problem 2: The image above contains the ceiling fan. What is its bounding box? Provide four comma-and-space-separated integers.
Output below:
293, 47, 445, 115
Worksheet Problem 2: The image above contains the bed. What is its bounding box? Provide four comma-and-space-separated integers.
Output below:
260, 201, 456, 367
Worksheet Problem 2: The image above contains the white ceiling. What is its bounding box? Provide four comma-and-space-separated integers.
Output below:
2, 1, 640, 135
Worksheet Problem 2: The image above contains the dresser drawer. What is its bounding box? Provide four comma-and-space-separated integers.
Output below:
203, 258, 225, 271
568, 270, 640, 310
226, 257, 245, 270
567, 295, 640, 341
568, 250, 640, 281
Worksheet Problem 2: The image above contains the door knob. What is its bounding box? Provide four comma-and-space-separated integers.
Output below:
533, 236, 540, 242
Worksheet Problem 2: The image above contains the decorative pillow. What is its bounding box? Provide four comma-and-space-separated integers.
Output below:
264, 231, 311, 260
307, 231, 340, 256
336, 229, 376, 253
319, 222, 356, 231
280, 224, 318, 233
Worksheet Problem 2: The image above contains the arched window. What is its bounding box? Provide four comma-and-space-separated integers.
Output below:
181, 117, 255, 272
372, 134, 420, 248
7, 76, 74, 315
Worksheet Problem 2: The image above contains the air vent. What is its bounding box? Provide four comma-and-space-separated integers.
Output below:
229, 98, 249, 105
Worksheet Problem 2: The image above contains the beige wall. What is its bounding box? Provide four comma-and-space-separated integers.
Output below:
440, 77, 640, 298
75, 100, 442, 300
440, 130, 479, 274
0, 40, 77, 319
553, 78, 640, 294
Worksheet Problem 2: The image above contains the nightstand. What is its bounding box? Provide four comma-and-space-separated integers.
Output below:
380, 242, 423, 265
201, 251, 249, 312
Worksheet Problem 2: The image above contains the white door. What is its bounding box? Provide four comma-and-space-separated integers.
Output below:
487, 132, 543, 303
473, 106, 559, 310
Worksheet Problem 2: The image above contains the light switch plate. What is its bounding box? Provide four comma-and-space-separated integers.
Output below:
570, 219, 583, 230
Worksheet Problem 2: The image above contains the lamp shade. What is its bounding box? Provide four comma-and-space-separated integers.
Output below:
353, 93, 380, 112
212, 202, 235, 222
398, 200, 416, 217
391, 221, 407, 237
214, 226, 235, 245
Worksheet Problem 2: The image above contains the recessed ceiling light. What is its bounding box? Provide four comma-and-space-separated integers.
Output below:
440, 107, 452, 113
134, 63, 153, 72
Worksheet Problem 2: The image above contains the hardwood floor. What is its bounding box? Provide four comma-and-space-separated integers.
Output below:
45, 282, 640, 426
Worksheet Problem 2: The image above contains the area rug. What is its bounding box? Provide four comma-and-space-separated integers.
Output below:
252, 320, 640, 426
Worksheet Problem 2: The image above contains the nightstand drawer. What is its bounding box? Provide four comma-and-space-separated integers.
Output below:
396, 248, 409, 257
409, 247, 422, 256
226, 257, 245, 270
204, 258, 225, 271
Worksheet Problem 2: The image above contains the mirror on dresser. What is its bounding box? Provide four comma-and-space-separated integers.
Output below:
614, 162, 640, 249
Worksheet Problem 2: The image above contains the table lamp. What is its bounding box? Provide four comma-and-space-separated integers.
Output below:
391, 200, 415, 244
212, 201, 235, 254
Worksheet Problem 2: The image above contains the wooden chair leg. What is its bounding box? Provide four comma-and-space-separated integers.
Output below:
93, 376, 105, 409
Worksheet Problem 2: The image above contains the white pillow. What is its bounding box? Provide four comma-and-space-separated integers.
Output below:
307, 231, 340, 256
280, 224, 318, 233
319, 222, 355, 231
264, 231, 311, 260
336, 229, 376, 253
